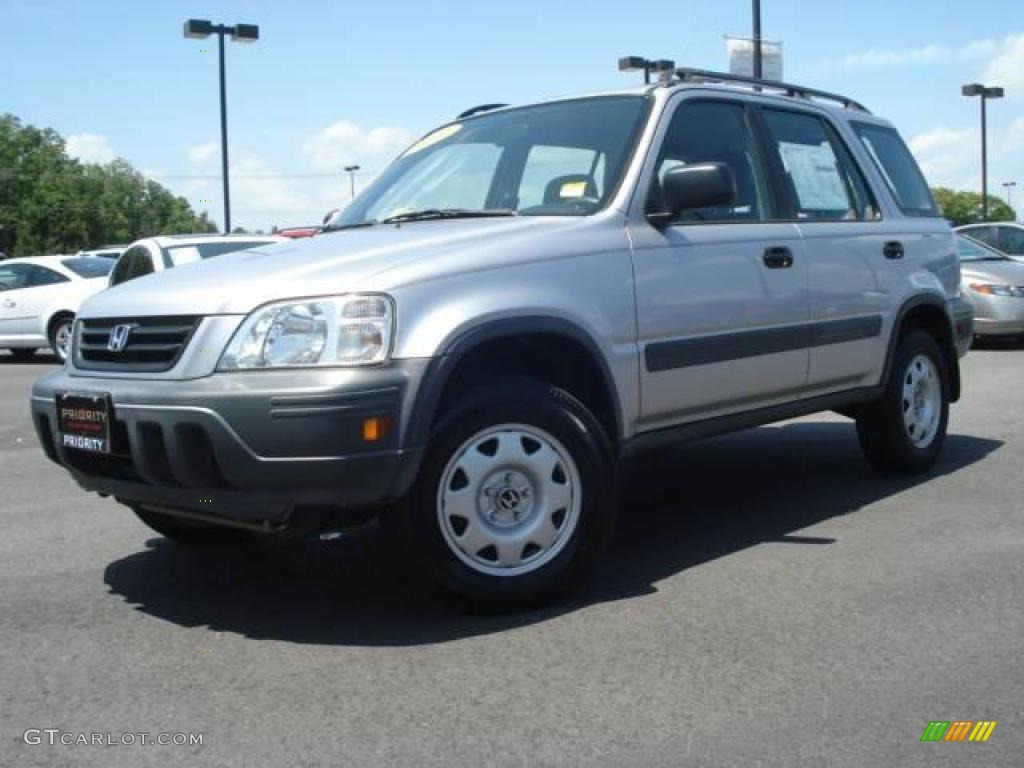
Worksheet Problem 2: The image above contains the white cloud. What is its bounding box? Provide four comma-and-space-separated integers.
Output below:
188, 142, 218, 165
65, 133, 115, 164
909, 126, 976, 186
822, 35, 1016, 72
302, 121, 413, 172
982, 34, 1024, 97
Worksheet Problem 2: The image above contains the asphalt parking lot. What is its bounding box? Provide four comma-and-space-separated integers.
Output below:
1, 346, 1022, 767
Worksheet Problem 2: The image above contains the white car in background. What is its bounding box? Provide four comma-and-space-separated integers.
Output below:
109, 234, 286, 288
0, 255, 114, 361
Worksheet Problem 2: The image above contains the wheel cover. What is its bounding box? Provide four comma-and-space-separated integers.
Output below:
902, 353, 941, 448
54, 322, 72, 361
436, 423, 582, 577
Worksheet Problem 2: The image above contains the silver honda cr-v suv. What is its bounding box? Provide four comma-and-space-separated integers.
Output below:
31, 68, 973, 605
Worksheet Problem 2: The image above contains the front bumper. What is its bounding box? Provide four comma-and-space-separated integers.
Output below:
31, 362, 429, 525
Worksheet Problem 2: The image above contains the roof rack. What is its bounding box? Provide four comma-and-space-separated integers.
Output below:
671, 67, 870, 113
457, 103, 508, 119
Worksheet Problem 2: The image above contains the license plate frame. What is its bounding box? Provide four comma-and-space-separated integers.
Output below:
56, 392, 112, 454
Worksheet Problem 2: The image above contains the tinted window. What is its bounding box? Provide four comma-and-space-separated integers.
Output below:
853, 123, 939, 217
110, 246, 155, 286
62, 258, 114, 278
28, 266, 70, 287
995, 226, 1024, 255
762, 109, 878, 221
0, 263, 32, 292
652, 100, 769, 223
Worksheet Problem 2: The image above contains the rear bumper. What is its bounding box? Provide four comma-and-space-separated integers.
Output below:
30, 362, 430, 524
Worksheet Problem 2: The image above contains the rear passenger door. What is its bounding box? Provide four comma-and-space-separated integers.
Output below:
759, 108, 891, 394
630, 98, 810, 429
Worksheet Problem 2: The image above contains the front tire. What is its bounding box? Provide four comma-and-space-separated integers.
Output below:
392, 378, 616, 606
132, 505, 254, 546
856, 329, 949, 474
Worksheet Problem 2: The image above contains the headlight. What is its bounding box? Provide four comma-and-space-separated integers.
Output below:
969, 283, 1024, 298
218, 294, 394, 370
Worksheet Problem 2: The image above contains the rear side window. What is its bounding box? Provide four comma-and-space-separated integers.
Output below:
27, 266, 70, 287
110, 246, 155, 286
62, 258, 114, 278
853, 123, 938, 217
762, 109, 878, 221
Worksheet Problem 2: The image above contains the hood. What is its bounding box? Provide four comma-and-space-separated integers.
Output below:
78, 217, 590, 318
960, 259, 1024, 286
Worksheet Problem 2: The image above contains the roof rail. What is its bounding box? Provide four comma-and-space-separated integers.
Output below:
671, 67, 871, 113
457, 103, 508, 119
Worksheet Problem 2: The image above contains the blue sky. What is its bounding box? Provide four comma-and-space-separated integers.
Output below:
5, 0, 1023, 230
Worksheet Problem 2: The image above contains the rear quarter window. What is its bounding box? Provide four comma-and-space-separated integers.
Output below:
853, 123, 938, 217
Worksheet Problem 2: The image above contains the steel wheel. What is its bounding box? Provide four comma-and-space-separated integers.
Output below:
901, 353, 941, 448
436, 423, 581, 577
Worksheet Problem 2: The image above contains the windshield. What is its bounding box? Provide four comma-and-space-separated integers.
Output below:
956, 234, 1010, 262
163, 240, 276, 267
61, 257, 114, 278
329, 96, 648, 228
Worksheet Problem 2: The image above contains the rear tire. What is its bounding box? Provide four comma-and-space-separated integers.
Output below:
8, 348, 38, 360
48, 314, 74, 363
856, 329, 949, 474
389, 377, 617, 607
132, 505, 254, 546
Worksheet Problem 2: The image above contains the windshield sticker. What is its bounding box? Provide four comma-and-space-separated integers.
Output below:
559, 181, 588, 199
403, 124, 462, 157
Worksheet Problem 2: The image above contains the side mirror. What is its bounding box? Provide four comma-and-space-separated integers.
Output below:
649, 162, 736, 226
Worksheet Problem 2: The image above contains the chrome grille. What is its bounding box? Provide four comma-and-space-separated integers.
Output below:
74, 316, 200, 372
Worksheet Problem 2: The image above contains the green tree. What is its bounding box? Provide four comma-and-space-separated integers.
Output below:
931, 187, 1017, 226
0, 113, 216, 256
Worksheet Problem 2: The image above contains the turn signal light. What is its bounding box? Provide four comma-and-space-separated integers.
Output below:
362, 416, 391, 442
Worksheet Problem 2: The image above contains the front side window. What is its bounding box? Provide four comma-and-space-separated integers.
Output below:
110, 246, 154, 286
853, 123, 939, 217
650, 100, 769, 223
995, 226, 1024, 255
762, 109, 878, 221
330, 96, 648, 227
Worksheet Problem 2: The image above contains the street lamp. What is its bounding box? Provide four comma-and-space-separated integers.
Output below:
1002, 181, 1017, 213
618, 56, 675, 84
961, 82, 1004, 221
344, 165, 360, 200
183, 18, 260, 234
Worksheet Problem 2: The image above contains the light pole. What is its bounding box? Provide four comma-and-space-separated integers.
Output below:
752, 0, 763, 79
1002, 181, 1016, 213
617, 57, 675, 84
961, 83, 1004, 221
344, 165, 360, 199
184, 18, 260, 234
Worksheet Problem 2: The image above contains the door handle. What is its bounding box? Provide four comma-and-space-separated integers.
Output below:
883, 241, 904, 260
763, 246, 794, 269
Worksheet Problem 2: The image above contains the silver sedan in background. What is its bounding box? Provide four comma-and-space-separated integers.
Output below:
957, 233, 1024, 340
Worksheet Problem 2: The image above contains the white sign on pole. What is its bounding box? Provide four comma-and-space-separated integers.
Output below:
725, 35, 783, 81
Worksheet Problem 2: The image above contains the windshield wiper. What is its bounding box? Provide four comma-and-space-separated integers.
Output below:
320, 221, 377, 233
379, 208, 517, 225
